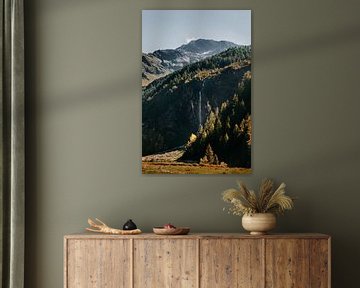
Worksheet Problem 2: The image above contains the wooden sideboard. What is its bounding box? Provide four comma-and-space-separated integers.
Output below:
64, 233, 330, 288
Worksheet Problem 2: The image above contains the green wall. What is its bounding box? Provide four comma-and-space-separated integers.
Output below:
25, 0, 360, 287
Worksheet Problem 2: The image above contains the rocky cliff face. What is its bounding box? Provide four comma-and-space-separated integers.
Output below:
142, 53, 171, 87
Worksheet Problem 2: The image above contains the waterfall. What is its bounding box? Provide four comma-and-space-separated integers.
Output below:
198, 81, 205, 128
198, 89, 202, 127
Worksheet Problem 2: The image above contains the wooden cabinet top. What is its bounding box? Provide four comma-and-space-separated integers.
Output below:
64, 232, 330, 240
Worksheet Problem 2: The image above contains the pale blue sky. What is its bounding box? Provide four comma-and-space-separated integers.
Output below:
142, 10, 251, 53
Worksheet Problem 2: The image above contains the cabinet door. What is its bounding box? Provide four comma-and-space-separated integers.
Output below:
309, 239, 330, 288
66, 239, 131, 288
200, 239, 264, 288
134, 239, 198, 288
266, 239, 310, 288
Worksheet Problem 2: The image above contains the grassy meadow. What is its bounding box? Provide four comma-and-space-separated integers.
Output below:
142, 161, 251, 175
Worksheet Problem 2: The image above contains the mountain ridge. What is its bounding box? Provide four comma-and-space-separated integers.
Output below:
142, 39, 242, 86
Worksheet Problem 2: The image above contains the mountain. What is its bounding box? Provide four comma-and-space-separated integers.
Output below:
177, 39, 237, 55
142, 46, 251, 167
142, 53, 171, 86
142, 39, 239, 86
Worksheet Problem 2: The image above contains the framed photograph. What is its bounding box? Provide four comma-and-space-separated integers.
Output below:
142, 10, 251, 174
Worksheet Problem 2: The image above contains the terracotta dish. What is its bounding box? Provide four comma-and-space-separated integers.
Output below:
153, 227, 190, 235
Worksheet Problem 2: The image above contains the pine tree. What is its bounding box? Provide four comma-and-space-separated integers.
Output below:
200, 144, 219, 165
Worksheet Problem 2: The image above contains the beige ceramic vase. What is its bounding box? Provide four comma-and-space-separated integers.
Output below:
242, 213, 276, 235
